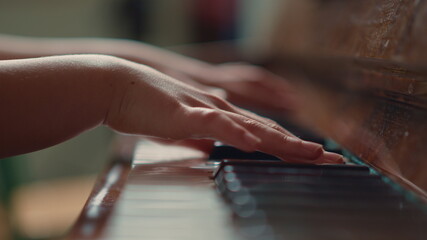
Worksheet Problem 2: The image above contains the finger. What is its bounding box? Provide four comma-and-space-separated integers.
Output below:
223, 63, 295, 91
320, 151, 345, 164
211, 65, 297, 111
206, 87, 228, 99
224, 112, 323, 161
286, 151, 344, 164
278, 151, 344, 164
222, 81, 295, 111
218, 63, 296, 95
186, 108, 260, 152
204, 96, 296, 137
180, 92, 284, 135
230, 106, 296, 137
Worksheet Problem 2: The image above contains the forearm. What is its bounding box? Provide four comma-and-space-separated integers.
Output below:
0, 34, 212, 79
0, 53, 342, 163
0, 54, 122, 158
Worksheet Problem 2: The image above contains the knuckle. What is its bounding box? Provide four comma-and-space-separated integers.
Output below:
208, 94, 231, 109
282, 134, 290, 144
282, 134, 299, 145
183, 95, 209, 108
173, 104, 189, 118
265, 119, 279, 127
259, 117, 284, 132
243, 119, 262, 129
199, 109, 222, 123
267, 122, 282, 131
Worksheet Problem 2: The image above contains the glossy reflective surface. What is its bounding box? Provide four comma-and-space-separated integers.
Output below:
266, 0, 427, 197
215, 160, 427, 240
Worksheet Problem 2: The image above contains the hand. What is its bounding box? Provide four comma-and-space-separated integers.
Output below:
0, 36, 296, 113
0, 54, 341, 163
105, 61, 343, 164
172, 62, 298, 113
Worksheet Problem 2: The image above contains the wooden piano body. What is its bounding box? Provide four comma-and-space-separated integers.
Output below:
67, 1, 427, 239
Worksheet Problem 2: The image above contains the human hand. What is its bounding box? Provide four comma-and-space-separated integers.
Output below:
105, 60, 342, 164
0, 35, 295, 113
171, 62, 298, 113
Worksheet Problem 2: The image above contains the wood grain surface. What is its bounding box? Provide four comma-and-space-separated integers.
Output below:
267, 0, 427, 196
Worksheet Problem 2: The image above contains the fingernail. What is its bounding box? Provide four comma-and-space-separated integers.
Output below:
300, 140, 323, 159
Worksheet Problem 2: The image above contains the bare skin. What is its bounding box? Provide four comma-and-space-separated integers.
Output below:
0, 34, 296, 112
0, 55, 343, 163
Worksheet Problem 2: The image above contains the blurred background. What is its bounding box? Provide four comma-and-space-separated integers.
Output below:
0, 0, 284, 239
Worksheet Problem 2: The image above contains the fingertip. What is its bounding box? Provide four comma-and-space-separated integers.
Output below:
320, 151, 345, 164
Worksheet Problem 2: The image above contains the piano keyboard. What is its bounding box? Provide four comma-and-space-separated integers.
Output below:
214, 160, 427, 240
93, 140, 427, 240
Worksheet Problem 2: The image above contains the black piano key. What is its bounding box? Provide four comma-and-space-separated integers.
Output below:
218, 159, 370, 170
238, 194, 412, 209
234, 201, 427, 240
218, 166, 374, 179
209, 145, 280, 161
216, 173, 388, 194
214, 154, 427, 240
213, 160, 370, 179
226, 172, 383, 185
222, 184, 397, 202
230, 165, 371, 177
225, 184, 401, 200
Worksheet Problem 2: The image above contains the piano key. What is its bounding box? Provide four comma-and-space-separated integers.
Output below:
209, 145, 280, 161
222, 172, 384, 185
231, 167, 368, 177
214, 160, 371, 179
212, 154, 427, 240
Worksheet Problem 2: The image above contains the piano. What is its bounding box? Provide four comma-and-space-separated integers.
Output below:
66, 1, 427, 239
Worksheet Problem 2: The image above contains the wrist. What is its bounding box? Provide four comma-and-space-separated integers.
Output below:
99, 56, 157, 130
95, 55, 132, 127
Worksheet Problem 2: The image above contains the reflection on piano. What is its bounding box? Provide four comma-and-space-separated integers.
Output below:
67, 1, 427, 239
